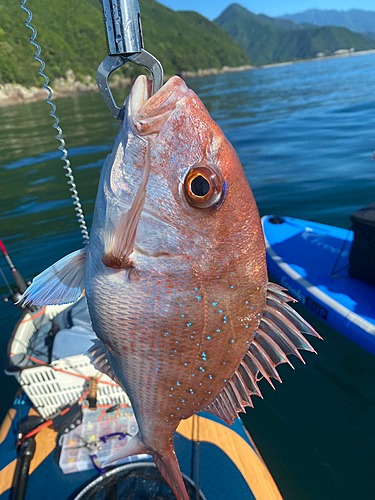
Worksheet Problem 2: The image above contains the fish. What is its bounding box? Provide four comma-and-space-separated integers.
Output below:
21, 75, 321, 500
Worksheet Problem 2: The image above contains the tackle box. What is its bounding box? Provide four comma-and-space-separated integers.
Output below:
59, 407, 150, 474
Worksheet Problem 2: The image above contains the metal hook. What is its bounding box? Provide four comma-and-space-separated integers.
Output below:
97, 0, 164, 120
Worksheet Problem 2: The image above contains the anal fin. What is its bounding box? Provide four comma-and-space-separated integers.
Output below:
85, 338, 120, 385
204, 282, 321, 425
19, 248, 86, 306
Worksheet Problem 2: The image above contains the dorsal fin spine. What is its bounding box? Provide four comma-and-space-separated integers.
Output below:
232, 372, 253, 407
228, 380, 246, 412
266, 301, 316, 352
255, 326, 294, 368
215, 398, 231, 422
262, 315, 305, 362
252, 338, 281, 381
240, 360, 262, 396
248, 343, 276, 389
202, 282, 321, 424
221, 391, 237, 422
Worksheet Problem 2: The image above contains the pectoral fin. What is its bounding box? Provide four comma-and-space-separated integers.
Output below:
19, 248, 86, 306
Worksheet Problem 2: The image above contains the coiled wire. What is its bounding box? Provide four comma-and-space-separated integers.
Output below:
20, 0, 90, 244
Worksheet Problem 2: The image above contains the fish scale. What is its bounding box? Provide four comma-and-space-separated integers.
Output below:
21, 75, 321, 500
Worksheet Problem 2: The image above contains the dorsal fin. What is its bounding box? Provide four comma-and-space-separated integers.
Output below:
85, 338, 120, 385
204, 282, 321, 424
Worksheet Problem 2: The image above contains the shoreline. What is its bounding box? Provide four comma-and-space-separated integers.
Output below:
0, 65, 254, 108
1, 48, 375, 107
258, 48, 375, 70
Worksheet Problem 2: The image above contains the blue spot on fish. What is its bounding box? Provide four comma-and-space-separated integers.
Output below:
209, 375, 212, 379
196, 296, 201, 301
207, 336, 211, 340
212, 302, 218, 306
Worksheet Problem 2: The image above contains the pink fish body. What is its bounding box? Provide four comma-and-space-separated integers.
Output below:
22, 76, 320, 500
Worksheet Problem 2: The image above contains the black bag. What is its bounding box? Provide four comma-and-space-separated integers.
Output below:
349, 202, 375, 286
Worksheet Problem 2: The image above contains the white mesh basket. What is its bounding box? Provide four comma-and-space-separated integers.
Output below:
18, 354, 129, 419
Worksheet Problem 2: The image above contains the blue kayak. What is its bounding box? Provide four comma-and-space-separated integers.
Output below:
262, 215, 375, 356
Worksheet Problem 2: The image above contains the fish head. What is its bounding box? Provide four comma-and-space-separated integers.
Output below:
98, 74, 266, 280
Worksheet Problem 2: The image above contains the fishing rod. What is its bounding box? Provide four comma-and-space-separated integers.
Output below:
0, 237, 28, 308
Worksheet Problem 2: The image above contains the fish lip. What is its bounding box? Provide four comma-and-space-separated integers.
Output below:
129, 75, 152, 123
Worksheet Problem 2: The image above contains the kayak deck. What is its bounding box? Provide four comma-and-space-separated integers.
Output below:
0, 395, 283, 500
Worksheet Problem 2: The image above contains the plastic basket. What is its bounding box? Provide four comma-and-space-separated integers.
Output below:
18, 354, 129, 419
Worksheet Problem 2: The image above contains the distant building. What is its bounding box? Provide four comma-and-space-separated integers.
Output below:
333, 48, 355, 55
316, 52, 325, 57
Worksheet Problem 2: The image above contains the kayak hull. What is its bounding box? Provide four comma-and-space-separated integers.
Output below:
262, 215, 375, 356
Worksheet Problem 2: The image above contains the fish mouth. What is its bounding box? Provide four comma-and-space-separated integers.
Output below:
130, 75, 190, 136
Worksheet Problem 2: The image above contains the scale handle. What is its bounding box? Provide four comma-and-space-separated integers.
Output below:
101, 0, 143, 55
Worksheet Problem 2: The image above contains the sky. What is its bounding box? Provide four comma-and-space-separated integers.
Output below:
157, 0, 375, 20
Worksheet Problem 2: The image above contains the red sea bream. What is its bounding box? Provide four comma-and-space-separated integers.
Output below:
22, 75, 320, 500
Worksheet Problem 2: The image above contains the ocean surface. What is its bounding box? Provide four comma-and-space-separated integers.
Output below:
1, 52, 375, 500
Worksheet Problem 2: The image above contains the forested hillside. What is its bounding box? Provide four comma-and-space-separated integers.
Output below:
215, 4, 375, 66
0, 0, 250, 86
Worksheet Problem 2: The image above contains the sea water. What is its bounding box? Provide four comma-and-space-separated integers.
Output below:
1, 52, 375, 500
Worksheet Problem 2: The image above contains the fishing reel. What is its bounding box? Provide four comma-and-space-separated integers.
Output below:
2, 281, 33, 311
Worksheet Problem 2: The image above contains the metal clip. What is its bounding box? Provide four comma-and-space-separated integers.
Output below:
97, 0, 164, 120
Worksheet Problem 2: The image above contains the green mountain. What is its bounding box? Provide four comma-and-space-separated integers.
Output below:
215, 3, 375, 66
280, 9, 375, 34
0, 0, 250, 87
364, 32, 375, 41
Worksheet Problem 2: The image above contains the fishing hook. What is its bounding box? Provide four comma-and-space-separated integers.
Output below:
97, 0, 164, 120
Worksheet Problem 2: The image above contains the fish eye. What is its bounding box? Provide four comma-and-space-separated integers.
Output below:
184, 165, 223, 209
